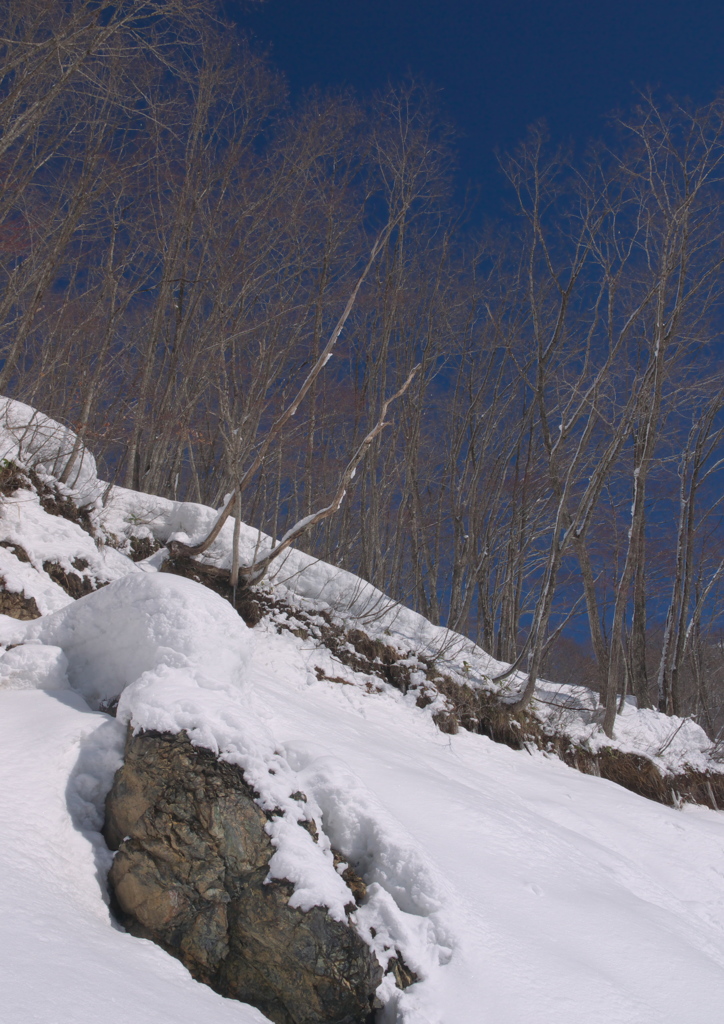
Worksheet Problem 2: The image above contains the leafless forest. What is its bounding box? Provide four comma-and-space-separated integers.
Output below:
5, 0, 724, 735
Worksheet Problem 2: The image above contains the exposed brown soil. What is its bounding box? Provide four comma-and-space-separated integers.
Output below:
160, 554, 273, 627
0, 541, 30, 562
129, 535, 161, 562
0, 580, 40, 619
568, 745, 724, 810
43, 559, 95, 599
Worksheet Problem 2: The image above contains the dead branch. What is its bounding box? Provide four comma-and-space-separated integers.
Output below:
236, 364, 420, 585
178, 223, 399, 559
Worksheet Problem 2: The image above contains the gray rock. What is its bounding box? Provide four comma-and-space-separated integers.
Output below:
104, 728, 382, 1024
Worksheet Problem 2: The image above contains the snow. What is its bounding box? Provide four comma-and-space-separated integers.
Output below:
5, 577, 724, 1022
0, 397, 102, 505
532, 677, 717, 774
0, 642, 69, 691
25, 572, 250, 707
0, 689, 268, 1024
0, 414, 140, 616
0, 541, 73, 613
3, 405, 724, 1022
0, 483, 138, 615
249, 632, 724, 1023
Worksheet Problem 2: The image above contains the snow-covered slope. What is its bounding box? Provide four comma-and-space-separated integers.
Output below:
2, 400, 724, 1023
98, 482, 722, 781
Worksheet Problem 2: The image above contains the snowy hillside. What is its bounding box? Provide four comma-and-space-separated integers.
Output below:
2, 400, 724, 1024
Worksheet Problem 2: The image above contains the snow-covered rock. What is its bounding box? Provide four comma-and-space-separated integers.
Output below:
105, 727, 383, 1024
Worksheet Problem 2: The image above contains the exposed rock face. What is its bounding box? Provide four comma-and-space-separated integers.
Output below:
104, 729, 382, 1024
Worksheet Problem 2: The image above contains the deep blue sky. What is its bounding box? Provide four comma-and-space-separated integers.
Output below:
225, 0, 724, 210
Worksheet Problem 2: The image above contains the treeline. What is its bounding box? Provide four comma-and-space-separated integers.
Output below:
4, 0, 724, 736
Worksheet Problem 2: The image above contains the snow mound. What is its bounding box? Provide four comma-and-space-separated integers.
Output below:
25, 572, 250, 707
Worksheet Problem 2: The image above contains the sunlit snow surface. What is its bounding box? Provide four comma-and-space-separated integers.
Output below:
3, 577, 724, 1022
1, 399, 724, 1022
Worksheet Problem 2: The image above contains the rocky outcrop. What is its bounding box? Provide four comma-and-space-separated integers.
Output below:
104, 728, 382, 1024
